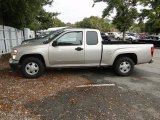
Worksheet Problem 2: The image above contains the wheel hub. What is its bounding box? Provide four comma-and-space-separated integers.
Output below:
25, 62, 39, 75
119, 61, 131, 73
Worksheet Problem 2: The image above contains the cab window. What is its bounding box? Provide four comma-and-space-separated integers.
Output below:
86, 31, 98, 45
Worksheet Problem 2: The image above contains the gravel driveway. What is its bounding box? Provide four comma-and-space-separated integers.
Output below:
0, 49, 160, 120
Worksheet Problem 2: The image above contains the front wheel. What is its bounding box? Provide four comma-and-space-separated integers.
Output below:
113, 57, 134, 76
21, 57, 45, 78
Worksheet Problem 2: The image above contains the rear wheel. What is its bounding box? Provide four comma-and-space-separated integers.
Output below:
21, 57, 45, 78
113, 57, 134, 76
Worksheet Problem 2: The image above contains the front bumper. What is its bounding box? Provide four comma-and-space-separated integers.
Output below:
9, 58, 19, 69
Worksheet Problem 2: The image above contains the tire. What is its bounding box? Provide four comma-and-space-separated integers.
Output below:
129, 38, 132, 41
10, 64, 18, 71
113, 57, 134, 76
21, 57, 45, 78
117, 37, 120, 40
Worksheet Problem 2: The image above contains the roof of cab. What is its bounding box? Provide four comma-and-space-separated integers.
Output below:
64, 28, 98, 31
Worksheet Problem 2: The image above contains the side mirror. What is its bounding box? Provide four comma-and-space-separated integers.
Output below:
52, 41, 57, 47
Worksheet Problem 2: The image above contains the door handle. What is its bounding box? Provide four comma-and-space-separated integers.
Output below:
75, 47, 83, 51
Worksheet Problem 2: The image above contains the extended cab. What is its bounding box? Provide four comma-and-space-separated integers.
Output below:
9, 28, 154, 78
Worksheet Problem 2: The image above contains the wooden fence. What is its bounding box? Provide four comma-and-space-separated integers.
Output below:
0, 25, 35, 55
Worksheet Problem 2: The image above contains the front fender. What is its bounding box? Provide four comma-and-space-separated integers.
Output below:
15, 45, 49, 66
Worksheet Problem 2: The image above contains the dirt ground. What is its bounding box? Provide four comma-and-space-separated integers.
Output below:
0, 49, 160, 120
0, 54, 90, 120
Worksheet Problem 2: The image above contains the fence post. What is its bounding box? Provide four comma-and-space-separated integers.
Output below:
2, 25, 7, 53
15, 28, 18, 46
23, 29, 25, 41
9, 29, 12, 49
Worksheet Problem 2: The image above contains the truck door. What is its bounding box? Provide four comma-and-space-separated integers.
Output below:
85, 31, 102, 66
48, 31, 85, 66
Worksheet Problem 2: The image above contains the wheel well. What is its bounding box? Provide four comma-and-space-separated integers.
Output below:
114, 53, 137, 65
19, 54, 46, 66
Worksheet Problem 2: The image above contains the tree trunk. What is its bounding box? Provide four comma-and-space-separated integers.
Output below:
122, 30, 126, 41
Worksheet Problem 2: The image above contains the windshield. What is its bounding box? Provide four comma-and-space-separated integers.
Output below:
43, 29, 65, 44
36, 31, 52, 38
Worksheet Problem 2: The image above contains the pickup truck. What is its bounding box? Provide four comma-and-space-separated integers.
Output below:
9, 28, 154, 78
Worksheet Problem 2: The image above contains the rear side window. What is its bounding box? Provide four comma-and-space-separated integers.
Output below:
86, 31, 98, 45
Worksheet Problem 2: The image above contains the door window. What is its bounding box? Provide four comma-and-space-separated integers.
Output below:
57, 32, 83, 46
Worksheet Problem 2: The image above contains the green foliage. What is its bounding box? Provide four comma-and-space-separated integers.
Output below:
94, 0, 160, 34
129, 22, 146, 33
75, 16, 114, 32
145, 18, 160, 34
52, 18, 65, 27
35, 9, 61, 30
139, 0, 160, 34
95, 0, 138, 32
66, 23, 75, 27
94, 0, 139, 40
0, 0, 62, 30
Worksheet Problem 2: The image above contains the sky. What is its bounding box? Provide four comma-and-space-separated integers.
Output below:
44, 0, 108, 23
44, 0, 147, 24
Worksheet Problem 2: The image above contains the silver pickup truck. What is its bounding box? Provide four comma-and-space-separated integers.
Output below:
9, 28, 154, 78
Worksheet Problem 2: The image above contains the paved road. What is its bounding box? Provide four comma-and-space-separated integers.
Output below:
26, 49, 160, 120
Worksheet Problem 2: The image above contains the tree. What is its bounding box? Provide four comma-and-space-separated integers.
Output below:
139, 0, 160, 34
30, 9, 59, 30
52, 18, 65, 27
75, 16, 114, 32
94, 0, 139, 40
66, 22, 75, 27
0, 0, 59, 30
129, 22, 146, 33
145, 19, 160, 34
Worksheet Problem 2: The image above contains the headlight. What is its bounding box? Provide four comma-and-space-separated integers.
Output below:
12, 49, 18, 60
13, 49, 18, 54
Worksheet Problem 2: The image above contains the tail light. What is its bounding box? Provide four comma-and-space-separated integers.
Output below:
151, 47, 154, 57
